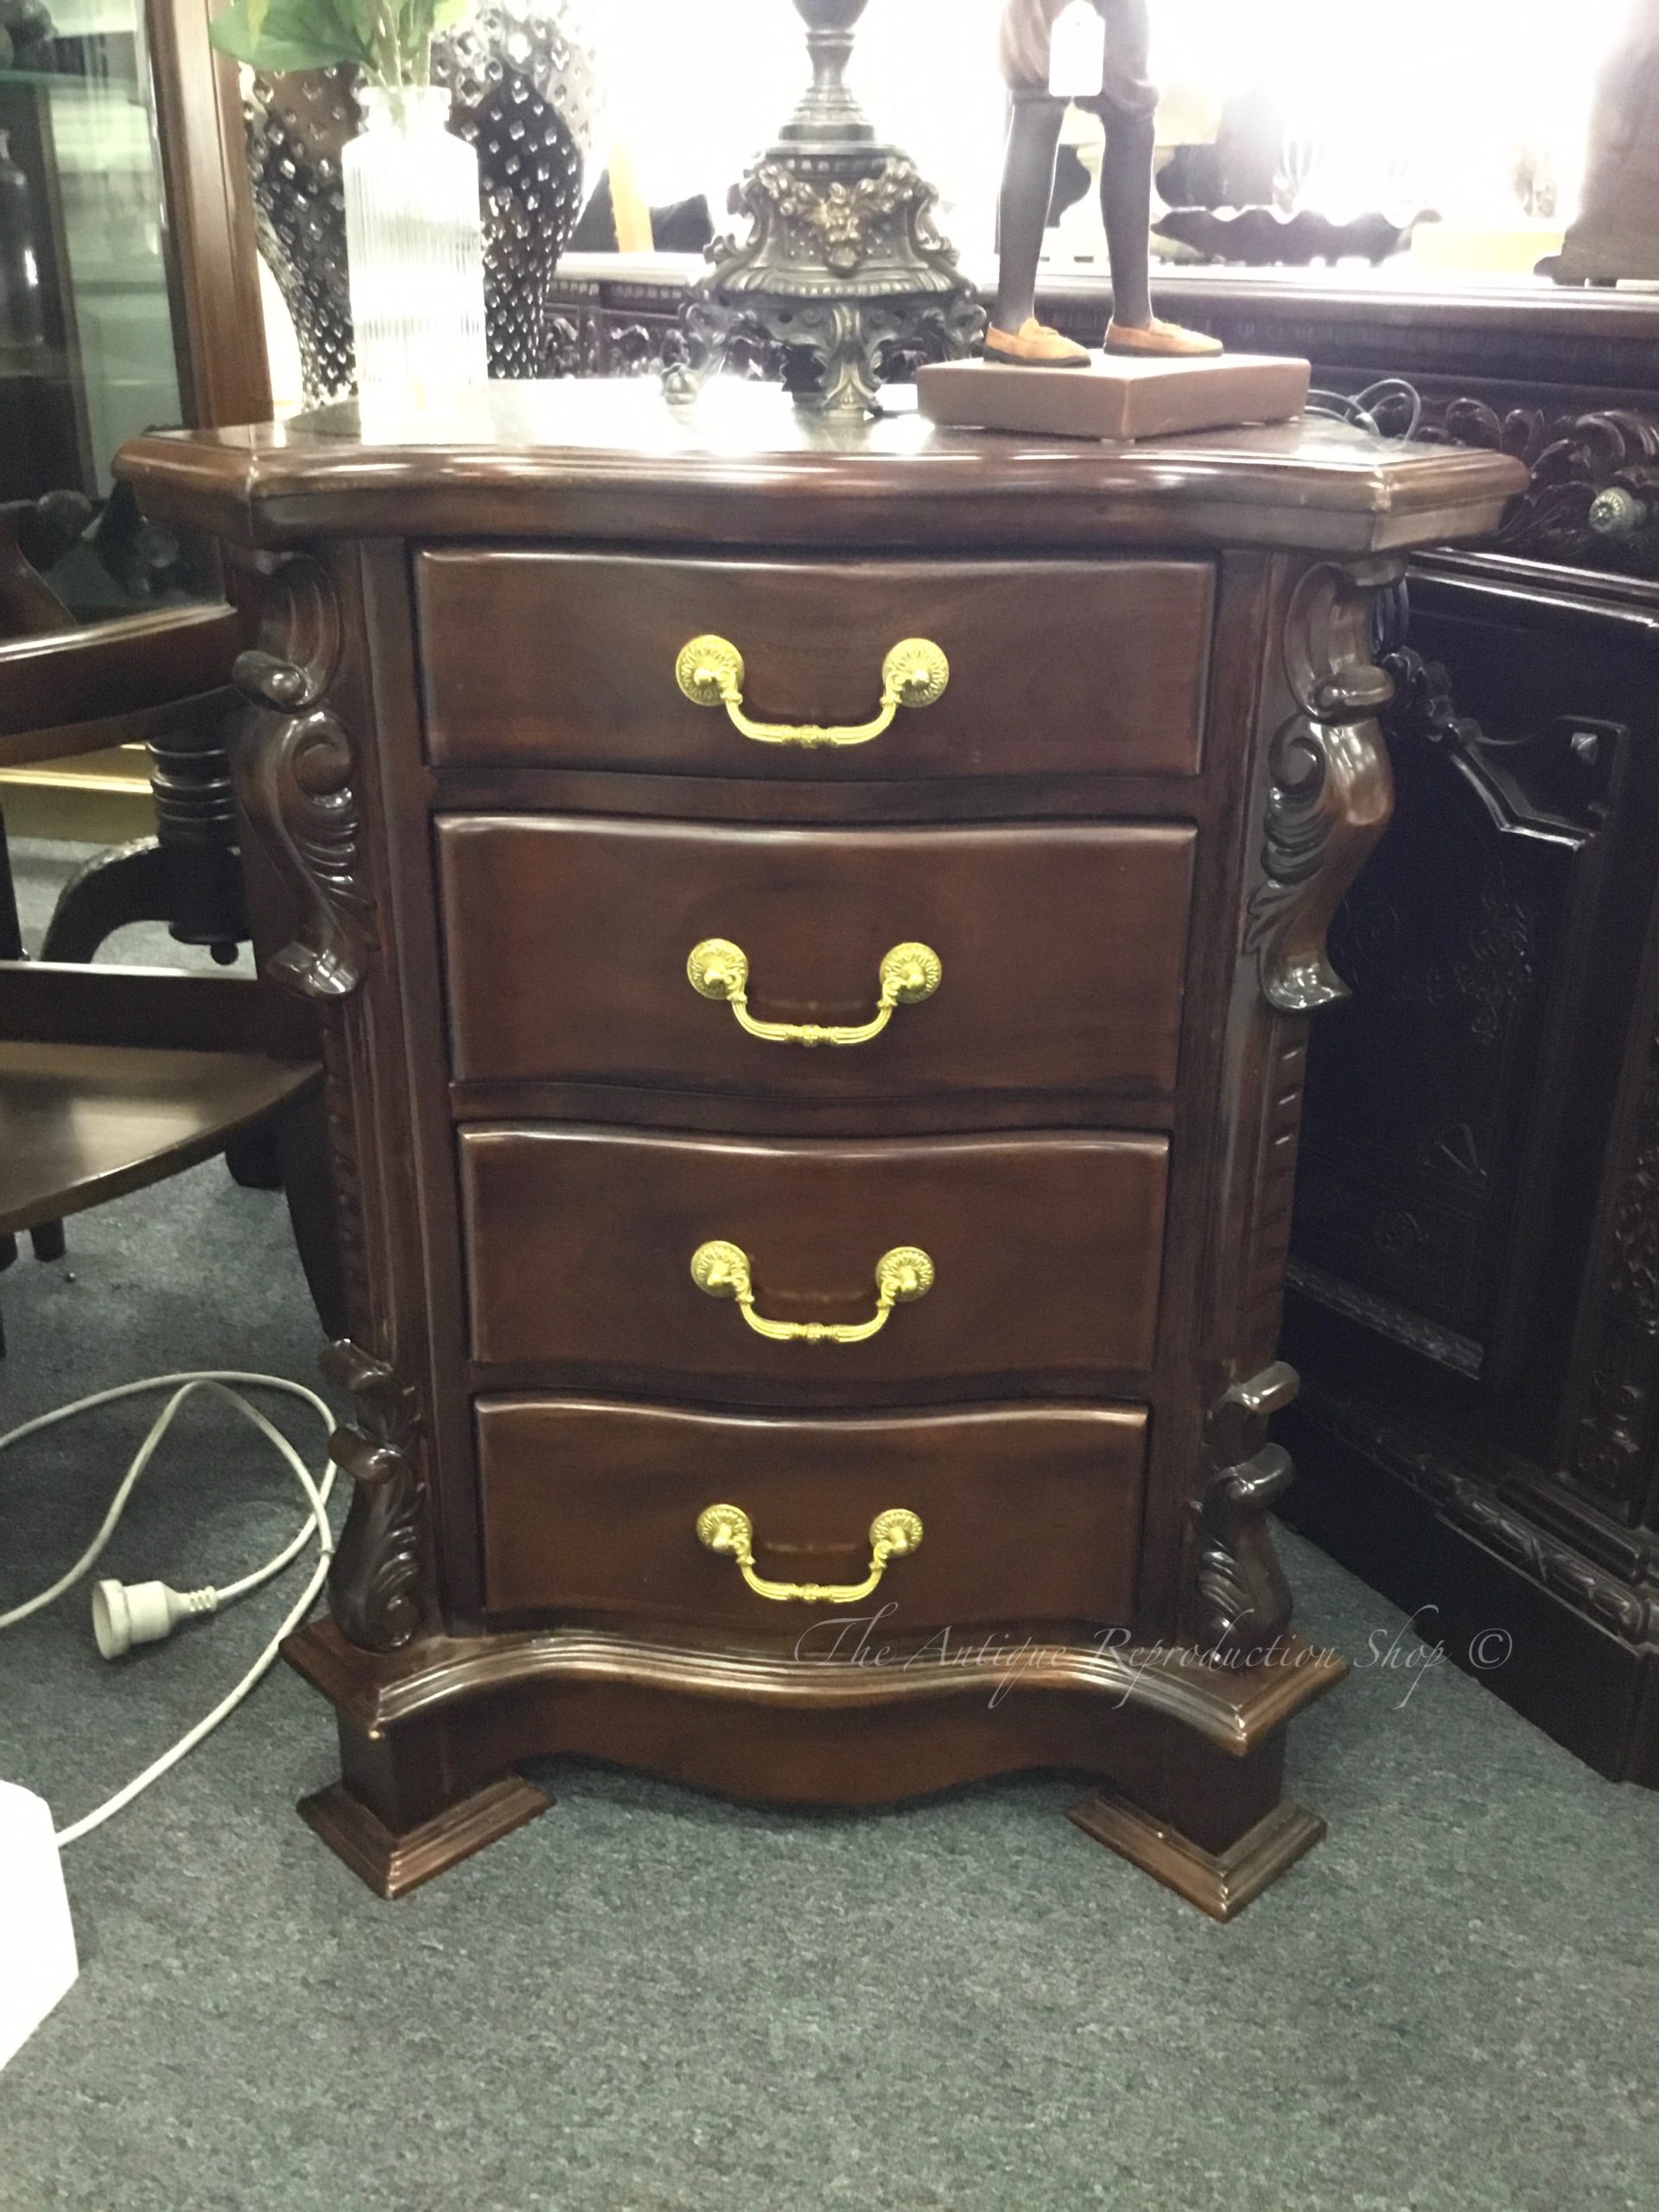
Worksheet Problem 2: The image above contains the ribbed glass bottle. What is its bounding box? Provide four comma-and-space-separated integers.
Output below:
342, 85, 488, 433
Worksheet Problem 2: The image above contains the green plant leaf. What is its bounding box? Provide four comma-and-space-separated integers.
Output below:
208, 0, 377, 72
293, 0, 385, 63
207, 0, 468, 79
393, 0, 425, 72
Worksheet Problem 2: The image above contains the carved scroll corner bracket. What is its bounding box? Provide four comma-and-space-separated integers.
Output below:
1246, 562, 1400, 1014
318, 1338, 428, 1656
229, 577, 376, 1004
1191, 1362, 1300, 1659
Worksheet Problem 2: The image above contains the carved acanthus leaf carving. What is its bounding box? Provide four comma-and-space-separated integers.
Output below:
1428, 399, 1659, 575
1247, 563, 1398, 1013
232, 557, 374, 1001
1192, 1362, 1300, 1655
320, 1338, 425, 1653
1306, 385, 1659, 576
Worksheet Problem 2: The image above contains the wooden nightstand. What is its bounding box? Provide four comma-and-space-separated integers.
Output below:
119, 382, 1522, 1916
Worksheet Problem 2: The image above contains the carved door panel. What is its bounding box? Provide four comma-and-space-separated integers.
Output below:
1291, 563, 1659, 1498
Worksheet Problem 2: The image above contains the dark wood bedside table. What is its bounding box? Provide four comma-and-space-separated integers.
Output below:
119, 381, 1522, 1916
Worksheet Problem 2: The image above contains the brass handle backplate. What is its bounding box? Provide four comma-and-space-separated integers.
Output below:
690, 1239, 934, 1344
686, 938, 942, 1046
674, 633, 949, 748
696, 1503, 924, 1605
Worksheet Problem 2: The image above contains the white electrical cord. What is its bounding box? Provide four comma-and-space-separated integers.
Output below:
0, 1372, 337, 1847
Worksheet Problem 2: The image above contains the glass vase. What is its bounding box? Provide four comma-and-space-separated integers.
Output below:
342, 84, 488, 432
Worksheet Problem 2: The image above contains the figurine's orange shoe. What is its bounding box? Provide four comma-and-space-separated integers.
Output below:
1104, 317, 1223, 358
984, 318, 1090, 366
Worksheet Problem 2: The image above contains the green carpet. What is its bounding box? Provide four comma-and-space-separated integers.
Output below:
1, 846, 1655, 2210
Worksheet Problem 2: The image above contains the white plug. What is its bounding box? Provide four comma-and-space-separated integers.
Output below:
1, 1372, 336, 1848
91, 1579, 219, 1661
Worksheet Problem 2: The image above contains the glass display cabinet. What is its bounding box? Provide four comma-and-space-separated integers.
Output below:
0, 2, 340, 1355
0, 0, 268, 940
1, 10, 181, 510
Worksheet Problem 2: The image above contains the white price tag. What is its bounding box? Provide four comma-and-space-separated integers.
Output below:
1048, 0, 1107, 100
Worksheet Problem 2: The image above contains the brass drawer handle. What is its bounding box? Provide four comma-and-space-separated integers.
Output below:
690, 1239, 934, 1343
686, 938, 942, 1046
674, 633, 950, 748
696, 1503, 924, 1605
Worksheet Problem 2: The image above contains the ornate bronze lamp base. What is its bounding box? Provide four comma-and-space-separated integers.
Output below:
674, 0, 984, 412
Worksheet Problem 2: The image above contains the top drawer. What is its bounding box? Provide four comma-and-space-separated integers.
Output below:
416, 551, 1213, 779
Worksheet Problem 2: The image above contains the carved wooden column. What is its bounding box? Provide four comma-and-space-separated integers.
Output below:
232, 554, 429, 1656
1186, 556, 1398, 1657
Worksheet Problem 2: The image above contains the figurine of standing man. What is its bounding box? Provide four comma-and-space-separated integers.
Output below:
988, 0, 1220, 364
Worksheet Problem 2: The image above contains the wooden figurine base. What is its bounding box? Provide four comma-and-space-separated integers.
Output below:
284, 1619, 1345, 1913
917, 353, 1310, 441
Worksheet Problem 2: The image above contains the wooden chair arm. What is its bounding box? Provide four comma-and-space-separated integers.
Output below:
0, 601, 248, 751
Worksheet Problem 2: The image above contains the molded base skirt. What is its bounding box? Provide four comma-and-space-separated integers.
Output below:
284, 1618, 1343, 1910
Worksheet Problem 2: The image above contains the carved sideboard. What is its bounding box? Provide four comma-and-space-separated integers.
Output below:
1276, 550, 1659, 1784
118, 381, 1520, 1912
1022, 270, 1659, 1786
1030, 268, 1659, 1784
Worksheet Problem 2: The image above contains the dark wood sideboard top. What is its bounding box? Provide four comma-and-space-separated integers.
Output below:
117, 378, 1526, 557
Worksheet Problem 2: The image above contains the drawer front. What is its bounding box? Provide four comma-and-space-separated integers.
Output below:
417, 550, 1212, 779
460, 1127, 1167, 1389
478, 1397, 1146, 1630
438, 815, 1196, 1100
